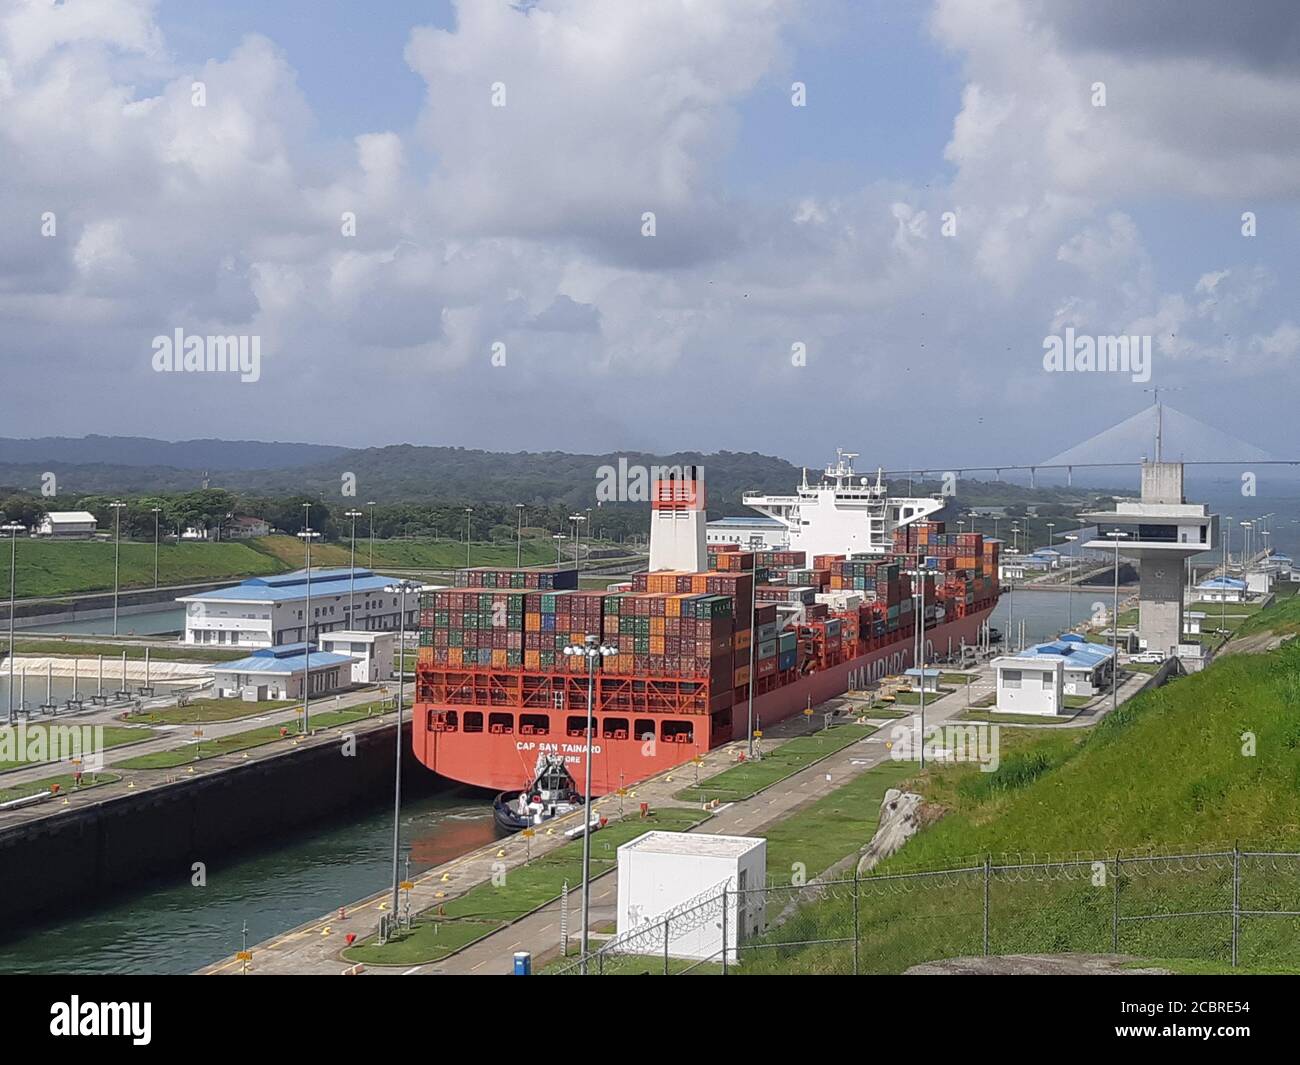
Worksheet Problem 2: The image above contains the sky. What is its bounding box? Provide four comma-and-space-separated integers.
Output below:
2, 0, 1299, 471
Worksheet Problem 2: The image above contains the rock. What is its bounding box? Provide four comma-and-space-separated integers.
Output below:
856, 788, 927, 875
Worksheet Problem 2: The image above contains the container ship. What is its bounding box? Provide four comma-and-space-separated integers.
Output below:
413, 456, 1000, 797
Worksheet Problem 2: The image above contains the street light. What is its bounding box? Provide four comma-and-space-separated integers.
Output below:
563, 634, 618, 972
1062, 534, 1078, 631
3, 520, 24, 725
297, 504, 321, 734
464, 508, 473, 570
109, 501, 127, 636
552, 532, 566, 566
569, 513, 587, 576
367, 501, 377, 568
385, 578, 421, 927
515, 503, 526, 568
151, 507, 162, 589
1106, 530, 1129, 716
345, 509, 363, 625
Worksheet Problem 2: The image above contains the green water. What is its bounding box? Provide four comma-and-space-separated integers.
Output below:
0, 788, 496, 974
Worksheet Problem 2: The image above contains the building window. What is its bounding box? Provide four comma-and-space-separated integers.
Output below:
1003, 670, 1021, 689
1040, 672, 1053, 689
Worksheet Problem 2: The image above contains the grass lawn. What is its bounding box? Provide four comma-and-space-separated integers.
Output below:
253, 535, 560, 571
939, 672, 974, 683
9, 638, 236, 663
124, 697, 294, 725
861, 706, 910, 719
344, 807, 711, 966
1231, 593, 1300, 640
762, 761, 915, 880
1187, 601, 1261, 614
0, 770, 121, 804
673, 722, 876, 804
892, 688, 951, 706
0, 723, 148, 772
3, 540, 284, 600
115, 704, 384, 769
750, 629, 1300, 972
958, 709, 1077, 725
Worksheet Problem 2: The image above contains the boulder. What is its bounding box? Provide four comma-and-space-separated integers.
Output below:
856, 788, 926, 875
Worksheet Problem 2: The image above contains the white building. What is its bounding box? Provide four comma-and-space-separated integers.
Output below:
1245, 569, 1273, 597
317, 630, 397, 684
226, 516, 270, 539
210, 643, 355, 700
1196, 576, 1245, 603
992, 655, 1065, 715
616, 832, 766, 964
36, 511, 98, 538
177, 567, 416, 649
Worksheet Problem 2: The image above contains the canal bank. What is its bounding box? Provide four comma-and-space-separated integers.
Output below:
1, 581, 228, 631
0, 712, 445, 932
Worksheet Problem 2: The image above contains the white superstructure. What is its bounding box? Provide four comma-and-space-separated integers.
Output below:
741, 450, 945, 558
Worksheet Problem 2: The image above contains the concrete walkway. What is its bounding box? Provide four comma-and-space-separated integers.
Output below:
201, 686, 974, 975
0, 686, 394, 813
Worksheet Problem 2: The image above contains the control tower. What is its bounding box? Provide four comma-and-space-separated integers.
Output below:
1080, 462, 1217, 656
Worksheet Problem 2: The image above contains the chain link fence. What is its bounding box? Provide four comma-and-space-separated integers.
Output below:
549, 847, 1300, 974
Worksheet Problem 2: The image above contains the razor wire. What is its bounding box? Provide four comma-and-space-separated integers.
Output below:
550, 876, 733, 975
549, 845, 1300, 974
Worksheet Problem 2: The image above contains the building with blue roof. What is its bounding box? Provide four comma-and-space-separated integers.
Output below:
177, 567, 420, 649
992, 633, 1117, 713
1196, 576, 1247, 603
211, 643, 358, 700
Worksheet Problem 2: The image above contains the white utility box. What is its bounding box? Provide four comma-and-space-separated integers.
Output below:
616, 831, 766, 963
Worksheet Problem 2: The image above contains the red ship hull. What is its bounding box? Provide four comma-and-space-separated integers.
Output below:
412, 605, 994, 796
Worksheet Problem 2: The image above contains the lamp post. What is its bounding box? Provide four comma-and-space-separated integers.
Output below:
367, 501, 377, 568
917, 565, 927, 769
1106, 530, 1129, 715
552, 533, 566, 566
562, 634, 618, 973
386, 579, 421, 925
569, 513, 587, 576
515, 503, 526, 568
151, 507, 162, 589
297, 505, 320, 734
345, 509, 363, 626
110, 501, 127, 636
464, 508, 473, 570
1062, 534, 1078, 631
3, 520, 24, 725
746, 558, 757, 758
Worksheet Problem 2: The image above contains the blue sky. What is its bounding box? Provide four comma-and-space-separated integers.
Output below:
2, 0, 1298, 471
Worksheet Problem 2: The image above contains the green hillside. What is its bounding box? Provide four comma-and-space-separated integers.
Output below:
0, 540, 286, 600
253, 534, 567, 571
736, 593, 1300, 974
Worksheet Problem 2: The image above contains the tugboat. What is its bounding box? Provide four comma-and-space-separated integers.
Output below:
492, 754, 585, 835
